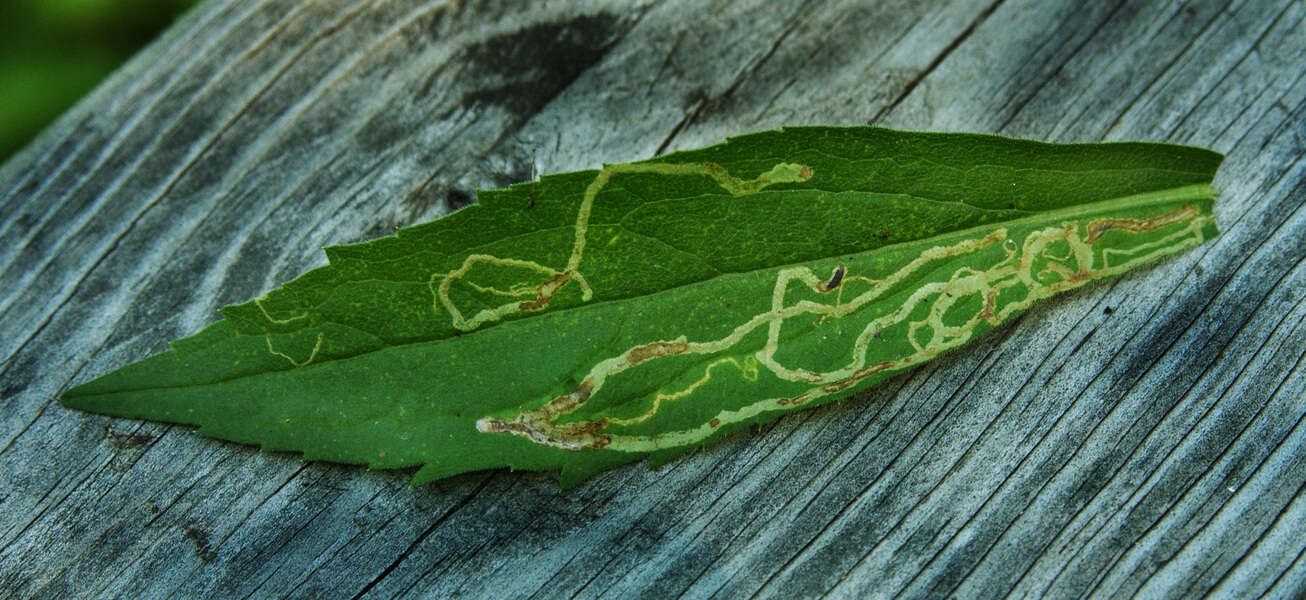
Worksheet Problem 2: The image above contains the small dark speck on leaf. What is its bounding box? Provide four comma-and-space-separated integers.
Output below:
1103, 306, 1114, 315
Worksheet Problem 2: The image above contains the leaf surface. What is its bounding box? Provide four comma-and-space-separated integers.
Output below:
61, 127, 1222, 487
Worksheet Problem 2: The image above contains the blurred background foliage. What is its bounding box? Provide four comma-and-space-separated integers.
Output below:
1, 0, 199, 162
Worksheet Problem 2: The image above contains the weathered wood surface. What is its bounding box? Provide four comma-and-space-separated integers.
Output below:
2, 0, 1304, 597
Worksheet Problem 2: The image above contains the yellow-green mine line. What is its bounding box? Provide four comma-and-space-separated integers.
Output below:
474, 164, 1212, 452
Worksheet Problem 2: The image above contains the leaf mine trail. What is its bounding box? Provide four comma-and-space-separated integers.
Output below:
472, 165, 1215, 454
60, 127, 1222, 486
430, 160, 814, 331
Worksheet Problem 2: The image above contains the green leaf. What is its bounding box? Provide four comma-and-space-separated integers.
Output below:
61, 127, 1222, 488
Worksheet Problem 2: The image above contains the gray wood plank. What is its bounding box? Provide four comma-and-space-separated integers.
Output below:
1, 0, 1303, 598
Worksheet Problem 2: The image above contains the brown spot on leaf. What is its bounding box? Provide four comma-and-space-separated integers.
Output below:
539, 379, 595, 418
710, 418, 720, 428
572, 380, 594, 404
821, 379, 856, 394
627, 339, 689, 365
853, 362, 893, 379
479, 412, 611, 451
518, 271, 572, 311
823, 361, 895, 393
1084, 205, 1198, 243
980, 289, 998, 324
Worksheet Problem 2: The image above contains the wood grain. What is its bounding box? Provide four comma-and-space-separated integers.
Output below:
2, 0, 1303, 597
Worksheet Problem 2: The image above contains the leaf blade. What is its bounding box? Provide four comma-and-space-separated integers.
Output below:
61, 127, 1222, 487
